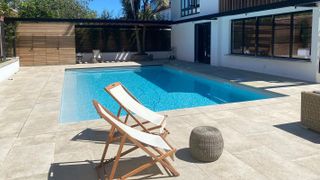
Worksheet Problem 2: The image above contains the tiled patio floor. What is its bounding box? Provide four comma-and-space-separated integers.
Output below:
1, 60, 320, 179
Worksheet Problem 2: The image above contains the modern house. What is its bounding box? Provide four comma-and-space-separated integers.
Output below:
171, 0, 320, 82
3, 0, 320, 83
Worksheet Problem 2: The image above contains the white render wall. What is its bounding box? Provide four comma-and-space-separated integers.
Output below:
317, 8, 320, 83
171, 0, 219, 21
171, 22, 195, 62
0, 58, 20, 82
214, 6, 319, 82
172, 6, 320, 82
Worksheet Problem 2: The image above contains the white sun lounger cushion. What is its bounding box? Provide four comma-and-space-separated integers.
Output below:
109, 85, 165, 126
98, 104, 171, 150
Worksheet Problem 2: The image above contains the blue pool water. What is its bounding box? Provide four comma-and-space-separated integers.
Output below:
60, 66, 281, 123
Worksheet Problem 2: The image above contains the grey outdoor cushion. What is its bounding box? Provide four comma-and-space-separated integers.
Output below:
189, 126, 224, 162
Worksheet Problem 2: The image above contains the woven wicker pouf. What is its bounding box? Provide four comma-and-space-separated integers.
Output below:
189, 126, 224, 162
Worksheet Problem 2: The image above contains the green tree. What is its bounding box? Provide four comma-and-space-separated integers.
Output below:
121, 0, 169, 54
0, 0, 18, 17
1, 0, 19, 58
100, 9, 113, 19
18, 0, 97, 18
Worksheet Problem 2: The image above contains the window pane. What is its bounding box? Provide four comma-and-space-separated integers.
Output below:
232, 20, 243, 54
274, 14, 291, 58
258, 16, 273, 56
181, 0, 200, 17
292, 12, 312, 59
243, 18, 256, 55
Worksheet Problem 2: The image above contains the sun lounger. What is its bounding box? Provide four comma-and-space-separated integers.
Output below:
93, 100, 179, 179
105, 82, 168, 135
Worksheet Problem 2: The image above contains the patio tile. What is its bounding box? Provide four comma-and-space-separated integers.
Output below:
220, 117, 275, 136
173, 163, 214, 180
234, 146, 319, 180
0, 121, 25, 138
8, 173, 49, 180
293, 155, 320, 176
48, 160, 98, 180
197, 151, 267, 180
54, 130, 93, 155
4, 100, 36, 111
203, 110, 242, 122
1, 143, 55, 179
218, 125, 262, 153
13, 133, 56, 147
0, 137, 15, 164
248, 132, 319, 160
19, 110, 59, 136
177, 113, 219, 128
0, 109, 31, 123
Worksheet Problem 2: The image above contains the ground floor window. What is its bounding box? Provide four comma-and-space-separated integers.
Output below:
231, 10, 312, 60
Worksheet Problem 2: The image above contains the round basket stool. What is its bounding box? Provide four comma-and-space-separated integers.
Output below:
189, 126, 224, 162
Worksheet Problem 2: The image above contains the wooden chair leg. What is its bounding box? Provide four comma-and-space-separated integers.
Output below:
109, 135, 127, 180
120, 147, 177, 179
97, 126, 116, 168
117, 107, 122, 118
152, 147, 179, 176
142, 145, 179, 177
153, 150, 179, 177
124, 114, 129, 124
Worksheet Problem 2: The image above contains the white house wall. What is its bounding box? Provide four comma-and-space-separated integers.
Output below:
214, 6, 319, 82
171, 0, 219, 21
171, 22, 195, 62
317, 9, 320, 83
172, 5, 320, 82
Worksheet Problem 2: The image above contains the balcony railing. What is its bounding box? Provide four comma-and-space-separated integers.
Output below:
219, 0, 287, 13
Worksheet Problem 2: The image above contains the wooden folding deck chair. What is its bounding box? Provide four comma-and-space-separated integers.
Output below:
105, 82, 169, 136
93, 100, 179, 179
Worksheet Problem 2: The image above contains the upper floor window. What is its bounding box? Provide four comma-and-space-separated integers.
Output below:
181, 0, 200, 17
231, 10, 312, 60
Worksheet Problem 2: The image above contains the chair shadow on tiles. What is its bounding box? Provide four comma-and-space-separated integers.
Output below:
71, 128, 108, 144
71, 128, 133, 145
48, 156, 164, 180
274, 122, 320, 144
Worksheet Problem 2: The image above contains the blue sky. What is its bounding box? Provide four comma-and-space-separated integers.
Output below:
89, 0, 122, 16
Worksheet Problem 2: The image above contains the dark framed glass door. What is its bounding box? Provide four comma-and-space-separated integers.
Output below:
195, 22, 211, 64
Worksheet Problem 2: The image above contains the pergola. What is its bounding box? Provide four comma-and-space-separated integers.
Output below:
2, 17, 172, 66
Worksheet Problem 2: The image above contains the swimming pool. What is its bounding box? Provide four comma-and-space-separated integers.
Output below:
60, 65, 281, 123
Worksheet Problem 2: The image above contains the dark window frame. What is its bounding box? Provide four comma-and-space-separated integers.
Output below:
181, 0, 200, 17
230, 10, 313, 61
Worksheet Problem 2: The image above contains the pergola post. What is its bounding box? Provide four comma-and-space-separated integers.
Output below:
0, 16, 5, 61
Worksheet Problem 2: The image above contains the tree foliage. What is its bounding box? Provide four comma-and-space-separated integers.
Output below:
121, 0, 169, 20
120, 0, 169, 54
100, 9, 113, 19
18, 0, 97, 18
0, 0, 18, 17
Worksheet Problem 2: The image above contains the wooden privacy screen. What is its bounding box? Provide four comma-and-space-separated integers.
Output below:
16, 23, 76, 66
219, 0, 286, 12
